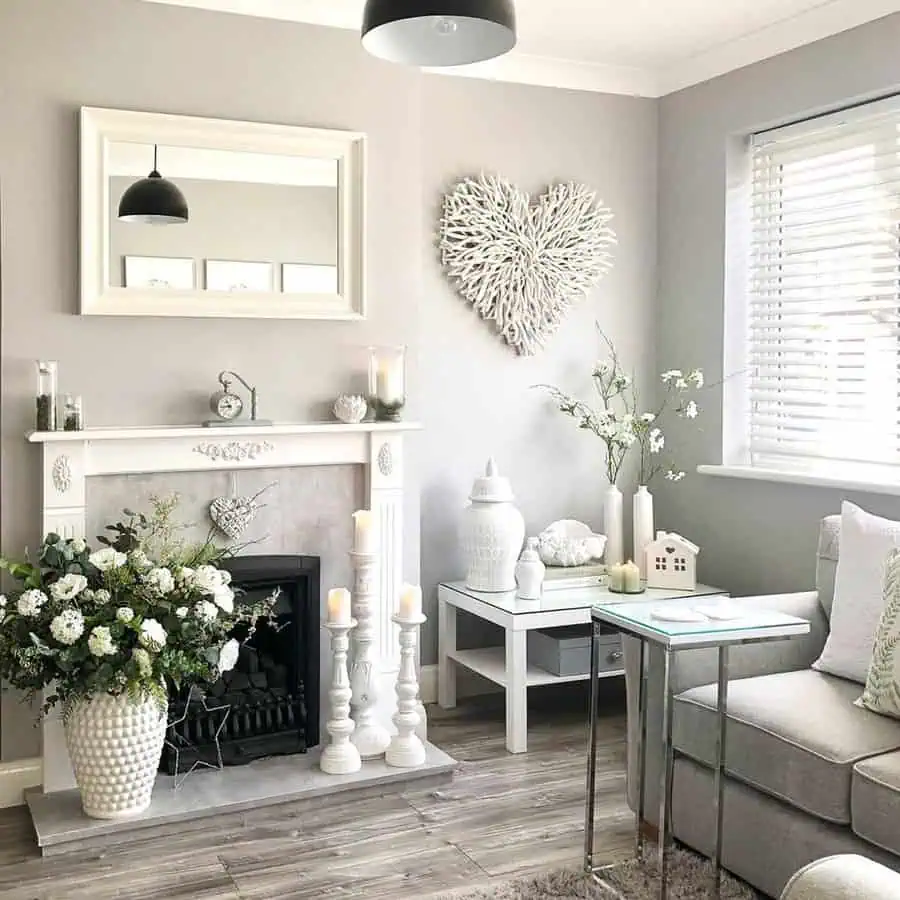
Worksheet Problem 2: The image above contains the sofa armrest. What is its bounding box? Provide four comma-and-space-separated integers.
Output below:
669, 590, 829, 693
623, 590, 828, 822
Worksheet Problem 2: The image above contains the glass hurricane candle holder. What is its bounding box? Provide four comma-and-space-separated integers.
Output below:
368, 346, 406, 422
36, 360, 58, 431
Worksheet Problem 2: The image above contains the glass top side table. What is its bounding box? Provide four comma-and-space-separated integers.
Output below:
438, 581, 726, 754
584, 599, 810, 898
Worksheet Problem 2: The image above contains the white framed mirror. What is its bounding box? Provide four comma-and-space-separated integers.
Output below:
80, 107, 366, 319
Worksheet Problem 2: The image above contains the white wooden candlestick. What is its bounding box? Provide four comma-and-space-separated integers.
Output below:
386, 612, 427, 768
349, 549, 391, 758
320, 619, 362, 776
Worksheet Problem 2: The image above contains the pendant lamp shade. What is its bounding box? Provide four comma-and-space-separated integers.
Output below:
361, 0, 516, 67
117, 145, 189, 225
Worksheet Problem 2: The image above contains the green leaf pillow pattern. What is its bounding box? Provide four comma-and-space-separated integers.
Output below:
858, 547, 900, 717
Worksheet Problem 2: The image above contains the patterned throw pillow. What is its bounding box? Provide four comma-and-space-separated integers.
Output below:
857, 548, 900, 718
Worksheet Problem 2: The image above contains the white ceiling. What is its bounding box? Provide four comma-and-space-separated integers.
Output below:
141, 0, 900, 97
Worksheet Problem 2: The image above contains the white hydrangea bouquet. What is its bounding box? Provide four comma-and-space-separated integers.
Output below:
0, 496, 275, 819
536, 329, 703, 486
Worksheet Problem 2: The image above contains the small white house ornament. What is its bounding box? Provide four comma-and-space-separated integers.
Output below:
439, 174, 617, 356
645, 531, 699, 591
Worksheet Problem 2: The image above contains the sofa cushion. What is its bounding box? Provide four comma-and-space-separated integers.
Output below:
814, 502, 900, 684
852, 751, 900, 855
673, 668, 900, 824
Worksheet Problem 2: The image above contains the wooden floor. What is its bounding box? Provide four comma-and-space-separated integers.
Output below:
0, 685, 632, 899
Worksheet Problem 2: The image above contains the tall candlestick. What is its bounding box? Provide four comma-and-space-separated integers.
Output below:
399, 583, 422, 620
353, 509, 376, 554
327, 587, 351, 626
386, 611, 427, 768
320, 619, 361, 775
349, 548, 391, 758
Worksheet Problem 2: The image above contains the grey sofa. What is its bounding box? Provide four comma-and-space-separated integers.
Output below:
624, 515, 900, 898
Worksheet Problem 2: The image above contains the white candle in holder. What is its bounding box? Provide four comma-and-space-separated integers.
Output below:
353, 510, 376, 554
327, 587, 352, 626
399, 583, 422, 620
376, 358, 404, 405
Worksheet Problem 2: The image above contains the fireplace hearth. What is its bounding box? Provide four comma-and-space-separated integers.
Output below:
160, 555, 320, 774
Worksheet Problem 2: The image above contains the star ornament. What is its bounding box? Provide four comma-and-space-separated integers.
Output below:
164, 684, 231, 790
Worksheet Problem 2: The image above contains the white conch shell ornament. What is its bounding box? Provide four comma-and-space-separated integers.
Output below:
537, 519, 607, 567
333, 394, 368, 424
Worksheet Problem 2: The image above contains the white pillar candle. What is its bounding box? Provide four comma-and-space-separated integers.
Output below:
398, 583, 422, 620
327, 587, 352, 626
353, 509, 376, 554
376, 358, 404, 405
607, 564, 624, 592
622, 560, 642, 593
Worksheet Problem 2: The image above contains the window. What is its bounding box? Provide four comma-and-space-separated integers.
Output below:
740, 96, 900, 481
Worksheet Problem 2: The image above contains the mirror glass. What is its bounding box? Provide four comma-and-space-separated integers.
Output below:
107, 141, 339, 295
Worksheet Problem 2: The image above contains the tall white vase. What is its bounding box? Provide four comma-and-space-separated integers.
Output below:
632, 485, 654, 578
603, 485, 624, 567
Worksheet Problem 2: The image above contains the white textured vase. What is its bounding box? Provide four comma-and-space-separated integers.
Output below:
633, 485, 654, 579
460, 458, 526, 592
515, 538, 546, 600
64, 691, 167, 820
603, 485, 624, 567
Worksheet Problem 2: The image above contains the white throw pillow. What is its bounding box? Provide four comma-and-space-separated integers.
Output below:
857, 548, 900, 717
813, 502, 900, 683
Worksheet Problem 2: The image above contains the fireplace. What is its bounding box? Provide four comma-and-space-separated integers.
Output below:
159, 554, 320, 773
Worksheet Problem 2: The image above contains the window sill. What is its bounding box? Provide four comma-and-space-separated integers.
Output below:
696, 464, 900, 497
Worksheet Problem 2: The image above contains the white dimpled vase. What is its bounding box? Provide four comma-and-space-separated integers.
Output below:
64, 690, 167, 820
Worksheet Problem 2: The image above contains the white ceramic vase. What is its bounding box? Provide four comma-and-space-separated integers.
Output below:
633, 485, 655, 578
603, 485, 624, 567
460, 458, 525, 592
515, 538, 546, 600
64, 690, 167, 820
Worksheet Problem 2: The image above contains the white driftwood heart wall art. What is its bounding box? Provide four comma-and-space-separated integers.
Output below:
439, 174, 617, 356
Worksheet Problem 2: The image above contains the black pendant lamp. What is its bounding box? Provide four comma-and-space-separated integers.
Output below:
117, 145, 189, 225
361, 0, 516, 68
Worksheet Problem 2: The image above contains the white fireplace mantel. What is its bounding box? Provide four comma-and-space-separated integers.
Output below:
28, 420, 420, 793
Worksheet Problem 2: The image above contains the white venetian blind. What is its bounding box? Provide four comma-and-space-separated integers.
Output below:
748, 97, 900, 474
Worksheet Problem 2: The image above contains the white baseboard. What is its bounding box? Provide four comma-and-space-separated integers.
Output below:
419, 664, 501, 706
0, 757, 41, 808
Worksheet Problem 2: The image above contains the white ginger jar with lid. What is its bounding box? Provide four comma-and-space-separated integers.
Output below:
460, 458, 525, 592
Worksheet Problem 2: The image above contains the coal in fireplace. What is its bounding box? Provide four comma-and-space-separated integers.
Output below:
159, 555, 320, 774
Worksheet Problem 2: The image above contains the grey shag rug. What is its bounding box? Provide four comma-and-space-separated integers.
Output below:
441, 848, 761, 899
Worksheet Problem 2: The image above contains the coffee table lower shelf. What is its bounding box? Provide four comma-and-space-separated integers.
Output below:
447, 646, 624, 688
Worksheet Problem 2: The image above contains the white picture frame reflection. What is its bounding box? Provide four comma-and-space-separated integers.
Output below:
206, 260, 274, 293
124, 256, 195, 290
282, 263, 338, 294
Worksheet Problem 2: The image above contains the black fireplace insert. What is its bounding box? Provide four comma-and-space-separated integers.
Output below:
159, 554, 320, 774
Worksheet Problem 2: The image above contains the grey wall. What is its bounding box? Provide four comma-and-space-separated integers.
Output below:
0, 0, 422, 760
418, 77, 658, 661
654, 14, 900, 599
109, 178, 337, 287
0, 0, 656, 759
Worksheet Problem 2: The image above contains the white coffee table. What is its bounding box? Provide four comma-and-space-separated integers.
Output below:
585, 599, 811, 898
437, 580, 728, 754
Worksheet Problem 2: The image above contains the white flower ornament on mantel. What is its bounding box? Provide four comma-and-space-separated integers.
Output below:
439, 174, 617, 356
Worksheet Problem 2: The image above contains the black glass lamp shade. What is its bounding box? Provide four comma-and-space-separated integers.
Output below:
361, 0, 516, 67
117, 171, 189, 225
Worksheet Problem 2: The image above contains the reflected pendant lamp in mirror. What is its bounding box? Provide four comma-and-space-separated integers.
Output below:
361, 0, 516, 67
117, 144, 189, 225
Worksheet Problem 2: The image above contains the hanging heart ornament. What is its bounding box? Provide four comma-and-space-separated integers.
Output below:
209, 495, 259, 540
439, 174, 617, 356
